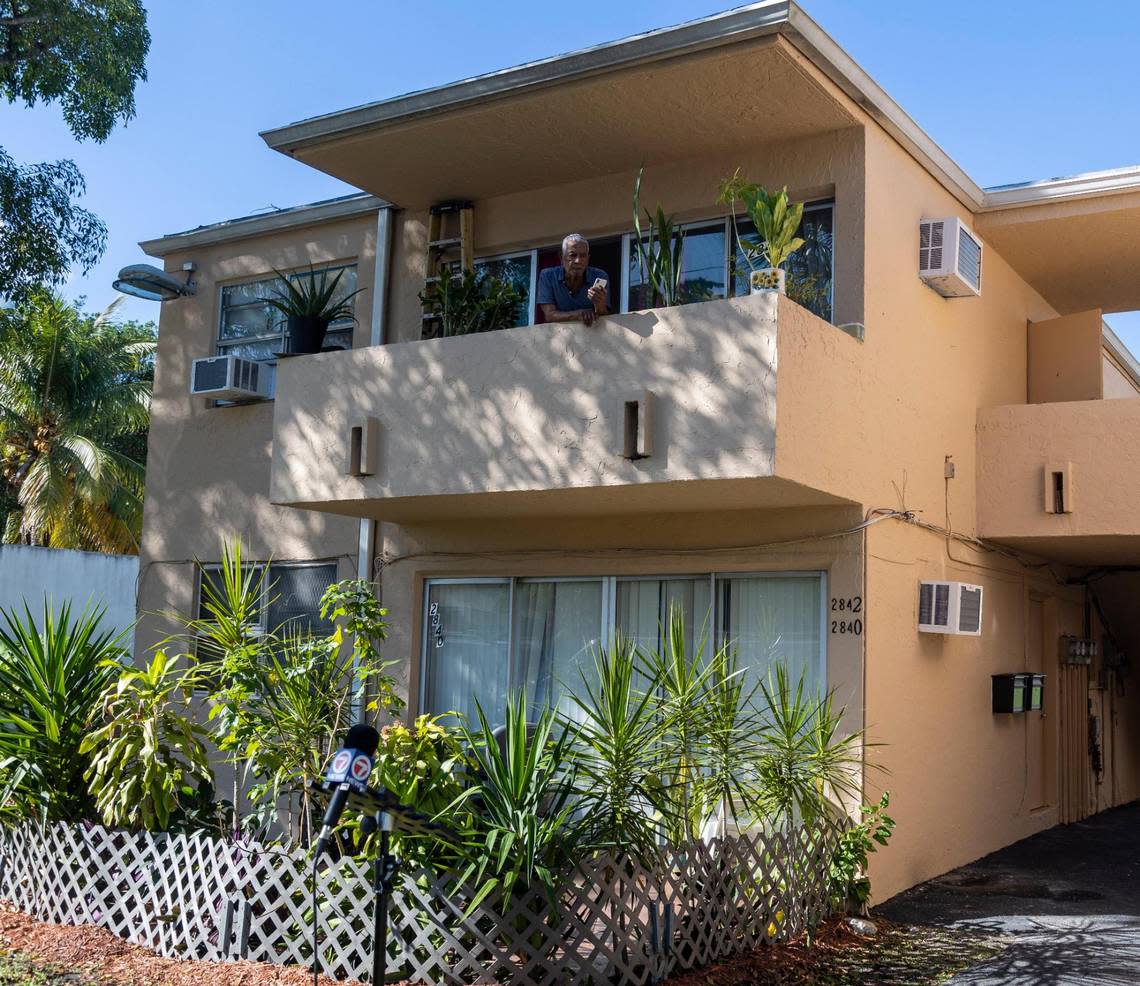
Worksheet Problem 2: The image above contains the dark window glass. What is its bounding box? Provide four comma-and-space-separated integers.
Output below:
266, 563, 338, 636
731, 203, 834, 322
628, 224, 727, 311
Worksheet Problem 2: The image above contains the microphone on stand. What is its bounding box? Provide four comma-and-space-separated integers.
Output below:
314, 723, 379, 857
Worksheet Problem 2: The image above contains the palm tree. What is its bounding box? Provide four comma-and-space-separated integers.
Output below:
0, 291, 154, 553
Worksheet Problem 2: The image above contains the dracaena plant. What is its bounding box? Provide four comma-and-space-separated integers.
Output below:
264, 265, 364, 322
717, 170, 806, 272
80, 648, 212, 831
631, 167, 685, 308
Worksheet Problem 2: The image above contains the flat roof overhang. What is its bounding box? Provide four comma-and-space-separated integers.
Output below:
261, 33, 857, 209
976, 185, 1140, 315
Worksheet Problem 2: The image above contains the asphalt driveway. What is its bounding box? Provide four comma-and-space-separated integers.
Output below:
877, 801, 1140, 985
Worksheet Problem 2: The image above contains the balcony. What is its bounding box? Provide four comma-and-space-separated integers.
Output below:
269, 293, 863, 522
977, 399, 1140, 565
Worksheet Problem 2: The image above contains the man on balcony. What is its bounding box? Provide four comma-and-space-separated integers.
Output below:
538, 233, 610, 326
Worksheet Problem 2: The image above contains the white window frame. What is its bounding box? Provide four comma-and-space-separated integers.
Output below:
419, 570, 827, 715
215, 262, 359, 363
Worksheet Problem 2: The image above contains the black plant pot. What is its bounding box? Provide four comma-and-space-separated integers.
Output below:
286, 315, 329, 355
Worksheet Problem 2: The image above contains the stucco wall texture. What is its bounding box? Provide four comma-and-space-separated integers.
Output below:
135, 32, 1140, 906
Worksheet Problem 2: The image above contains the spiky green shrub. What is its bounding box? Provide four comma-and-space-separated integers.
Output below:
0, 600, 125, 823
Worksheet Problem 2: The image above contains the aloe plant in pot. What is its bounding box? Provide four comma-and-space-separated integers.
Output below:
264, 266, 365, 355
717, 172, 805, 296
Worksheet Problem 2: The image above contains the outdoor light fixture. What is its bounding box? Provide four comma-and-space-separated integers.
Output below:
112, 262, 196, 301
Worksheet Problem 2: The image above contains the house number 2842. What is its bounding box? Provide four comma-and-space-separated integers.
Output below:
830, 596, 862, 636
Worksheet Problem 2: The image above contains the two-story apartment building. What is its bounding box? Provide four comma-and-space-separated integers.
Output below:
133, 1, 1140, 901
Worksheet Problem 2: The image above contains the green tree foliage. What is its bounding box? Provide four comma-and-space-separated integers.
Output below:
0, 600, 125, 823
0, 1, 150, 298
81, 649, 211, 831
0, 292, 154, 552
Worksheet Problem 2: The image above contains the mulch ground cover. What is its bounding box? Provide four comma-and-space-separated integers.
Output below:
670, 915, 1011, 985
2, 901, 1008, 986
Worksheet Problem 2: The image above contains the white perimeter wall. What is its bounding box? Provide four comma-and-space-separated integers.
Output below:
0, 545, 138, 647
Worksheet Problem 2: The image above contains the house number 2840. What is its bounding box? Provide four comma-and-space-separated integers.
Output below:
830, 596, 862, 636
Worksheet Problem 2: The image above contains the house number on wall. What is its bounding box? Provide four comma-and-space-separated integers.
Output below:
429, 601, 445, 648
830, 596, 862, 636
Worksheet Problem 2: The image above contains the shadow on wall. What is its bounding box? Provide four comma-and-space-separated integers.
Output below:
272, 293, 782, 508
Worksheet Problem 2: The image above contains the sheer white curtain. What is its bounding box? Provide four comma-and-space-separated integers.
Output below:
422, 581, 510, 726
615, 578, 712, 657
717, 575, 823, 694
512, 580, 603, 721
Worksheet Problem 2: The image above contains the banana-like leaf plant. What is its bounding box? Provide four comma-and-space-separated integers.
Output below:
717, 170, 806, 273
81, 648, 212, 831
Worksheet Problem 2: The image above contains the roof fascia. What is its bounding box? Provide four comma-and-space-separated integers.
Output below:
982, 166, 1140, 211
141, 194, 389, 257
1102, 321, 1140, 391
260, 1, 794, 152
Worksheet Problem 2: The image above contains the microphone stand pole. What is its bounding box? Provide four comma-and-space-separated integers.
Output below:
372, 812, 398, 986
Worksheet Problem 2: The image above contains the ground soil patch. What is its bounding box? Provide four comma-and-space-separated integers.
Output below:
3, 902, 1007, 986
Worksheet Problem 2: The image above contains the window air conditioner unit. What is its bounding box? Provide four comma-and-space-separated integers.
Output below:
918, 580, 984, 635
919, 217, 982, 297
190, 355, 272, 401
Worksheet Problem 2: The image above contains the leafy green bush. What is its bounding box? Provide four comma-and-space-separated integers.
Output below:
81, 648, 211, 831
418, 267, 524, 336
829, 792, 895, 913
0, 601, 125, 824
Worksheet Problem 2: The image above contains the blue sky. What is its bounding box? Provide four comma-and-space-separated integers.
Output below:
4, 0, 1140, 345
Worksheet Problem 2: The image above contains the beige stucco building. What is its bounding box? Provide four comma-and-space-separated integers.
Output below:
134, 0, 1140, 901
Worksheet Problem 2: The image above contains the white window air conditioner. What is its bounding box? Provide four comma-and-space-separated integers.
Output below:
190, 355, 273, 401
918, 581, 984, 635
919, 217, 982, 297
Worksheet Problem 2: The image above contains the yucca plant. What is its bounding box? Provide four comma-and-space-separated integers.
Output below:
643, 605, 721, 844
0, 600, 126, 823
264, 265, 364, 354
81, 648, 212, 831
455, 691, 579, 912
753, 664, 865, 828
631, 167, 685, 308
694, 643, 765, 836
566, 637, 669, 862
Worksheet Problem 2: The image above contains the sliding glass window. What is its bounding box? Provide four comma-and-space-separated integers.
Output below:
422, 572, 825, 727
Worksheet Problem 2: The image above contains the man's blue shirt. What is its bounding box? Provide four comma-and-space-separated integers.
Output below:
536, 266, 609, 312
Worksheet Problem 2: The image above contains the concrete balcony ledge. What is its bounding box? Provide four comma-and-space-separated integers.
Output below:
270, 293, 858, 522
977, 399, 1140, 565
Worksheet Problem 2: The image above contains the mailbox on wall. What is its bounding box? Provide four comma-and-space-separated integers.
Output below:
992, 673, 1045, 714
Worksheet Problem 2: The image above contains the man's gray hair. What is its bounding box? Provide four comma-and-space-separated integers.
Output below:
561, 233, 589, 256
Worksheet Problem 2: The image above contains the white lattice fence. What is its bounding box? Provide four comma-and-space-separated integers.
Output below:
0, 820, 839, 985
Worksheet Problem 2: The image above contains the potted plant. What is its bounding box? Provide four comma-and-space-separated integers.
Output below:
264, 266, 365, 355
418, 267, 524, 337
631, 167, 685, 308
717, 171, 805, 296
